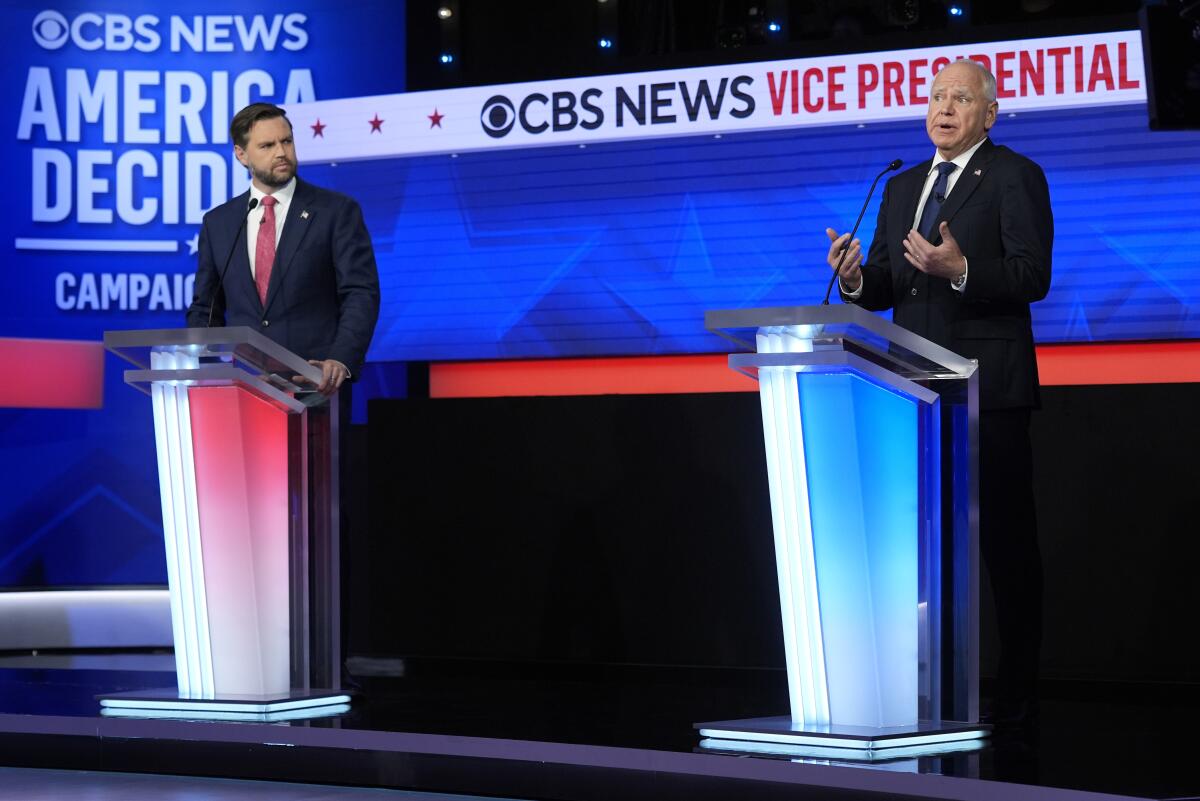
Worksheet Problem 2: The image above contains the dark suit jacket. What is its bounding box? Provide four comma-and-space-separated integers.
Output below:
844, 138, 1052, 409
186, 177, 381, 377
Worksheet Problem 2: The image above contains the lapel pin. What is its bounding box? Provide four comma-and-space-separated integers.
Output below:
974, 169, 982, 176
300, 210, 310, 219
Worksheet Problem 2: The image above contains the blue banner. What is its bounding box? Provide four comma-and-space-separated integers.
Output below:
302, 101, 1200, 361
0, 0, 405, 588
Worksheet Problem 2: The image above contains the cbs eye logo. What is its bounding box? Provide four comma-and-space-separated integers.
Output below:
32, 10, 70, 49
480, 95, 516, 139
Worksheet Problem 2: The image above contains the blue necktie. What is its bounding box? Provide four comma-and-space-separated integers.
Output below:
918, 162, 958, 239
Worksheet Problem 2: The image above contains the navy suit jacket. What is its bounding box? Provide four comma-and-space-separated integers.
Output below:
844, 138, 1053, 409
186, 177, 380, 377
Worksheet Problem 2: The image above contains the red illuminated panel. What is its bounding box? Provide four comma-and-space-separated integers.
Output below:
429, 343, 1200, 399
187, 385, 291, 694
0, 338, 104, 409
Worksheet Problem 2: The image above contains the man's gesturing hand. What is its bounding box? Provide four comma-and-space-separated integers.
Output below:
826, 228, 863, 292
903, 222, 967, 282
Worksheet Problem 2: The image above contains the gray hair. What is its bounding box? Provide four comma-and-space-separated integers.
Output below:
947, 58, 998, 103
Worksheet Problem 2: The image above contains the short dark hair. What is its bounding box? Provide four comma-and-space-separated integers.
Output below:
230, 103, 292, 148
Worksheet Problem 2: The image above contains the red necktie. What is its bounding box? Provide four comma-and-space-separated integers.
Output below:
255, 195, 278, 306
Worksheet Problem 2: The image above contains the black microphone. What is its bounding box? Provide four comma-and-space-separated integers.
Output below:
821, 159, 904, 305
206, 196, 259, 327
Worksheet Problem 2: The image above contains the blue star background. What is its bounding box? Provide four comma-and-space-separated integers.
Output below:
306, 101, 1200, 362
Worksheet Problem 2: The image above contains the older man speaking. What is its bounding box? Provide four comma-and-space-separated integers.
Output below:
827, 58, 1053, 729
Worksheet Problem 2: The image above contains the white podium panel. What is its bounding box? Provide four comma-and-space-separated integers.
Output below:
104, 328, 345, 718
700, 306, 983, 757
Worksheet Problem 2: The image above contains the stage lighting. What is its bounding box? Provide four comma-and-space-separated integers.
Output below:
949, 6, 964, 16
437, 6, 453, 19
768, 21, 782, 32
886, 0, 920, 26
440, 53, 455, 64
598, 38, 613, 48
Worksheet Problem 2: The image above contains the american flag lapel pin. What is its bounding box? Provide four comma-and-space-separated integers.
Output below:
974, 169, 982, 176
301, 210, 310, 219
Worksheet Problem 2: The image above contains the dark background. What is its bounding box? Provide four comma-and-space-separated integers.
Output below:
406, 0, 1197, 129
350, 383, 1200, 689
407, 0, 1146, 90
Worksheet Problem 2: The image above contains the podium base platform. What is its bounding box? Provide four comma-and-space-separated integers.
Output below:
696, 716, 988, 761
97, 689, 352, 723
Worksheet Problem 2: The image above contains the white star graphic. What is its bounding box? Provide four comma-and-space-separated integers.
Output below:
185, 233, 199, 255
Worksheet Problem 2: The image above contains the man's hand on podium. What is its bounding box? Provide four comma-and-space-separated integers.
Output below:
293, 359, 349, 397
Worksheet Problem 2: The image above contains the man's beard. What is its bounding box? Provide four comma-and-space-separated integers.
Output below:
253, 159, 297, 189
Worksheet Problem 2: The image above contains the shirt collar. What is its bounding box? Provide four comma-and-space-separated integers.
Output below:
929, 137, 988, 175
250, 177, 296, 208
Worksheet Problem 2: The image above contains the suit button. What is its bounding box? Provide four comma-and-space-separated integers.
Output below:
911, 288, 918, 295
261, 319, 270, 327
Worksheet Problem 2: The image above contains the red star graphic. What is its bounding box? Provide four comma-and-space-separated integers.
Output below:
311, 119, 326, 138
369, 114, 384, 133
428, 108, 445, 128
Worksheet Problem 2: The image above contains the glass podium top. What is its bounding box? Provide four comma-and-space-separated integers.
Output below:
705, 305, 977, 384
104, 327, 326, 410
105, 327, 322, 384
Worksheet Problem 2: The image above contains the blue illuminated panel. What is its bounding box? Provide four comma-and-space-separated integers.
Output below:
749, 322, 949, 728
798, 372, 920, 728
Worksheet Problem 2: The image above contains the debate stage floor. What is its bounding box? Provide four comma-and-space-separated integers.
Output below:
0, 654, 1194, 801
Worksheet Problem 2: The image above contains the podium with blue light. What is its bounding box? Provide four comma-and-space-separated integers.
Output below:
698, 305, 985, 759
101, 328, 348, 721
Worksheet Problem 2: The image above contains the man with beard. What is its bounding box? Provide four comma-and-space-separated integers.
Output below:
187, 103, 380, 395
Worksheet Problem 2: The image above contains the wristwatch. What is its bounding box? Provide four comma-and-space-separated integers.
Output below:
950, 258, 968, 290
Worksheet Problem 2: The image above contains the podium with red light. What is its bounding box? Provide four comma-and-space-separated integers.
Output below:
102, 327, 347, 720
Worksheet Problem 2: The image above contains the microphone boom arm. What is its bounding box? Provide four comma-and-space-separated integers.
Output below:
821, 159, 903, 305
206, 196, 260, 328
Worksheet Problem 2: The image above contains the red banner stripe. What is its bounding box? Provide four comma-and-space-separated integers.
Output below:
430, 354, 756, 398
1036, 341, 1200, 386
0, 338, 105, 409
430, 342, 1200, 399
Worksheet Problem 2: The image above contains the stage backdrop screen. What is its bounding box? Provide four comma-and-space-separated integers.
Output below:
0, 0, 406, 589
291, 29, 1199, 360
4, 24, 1197, 591
307, 102, 1197, 360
